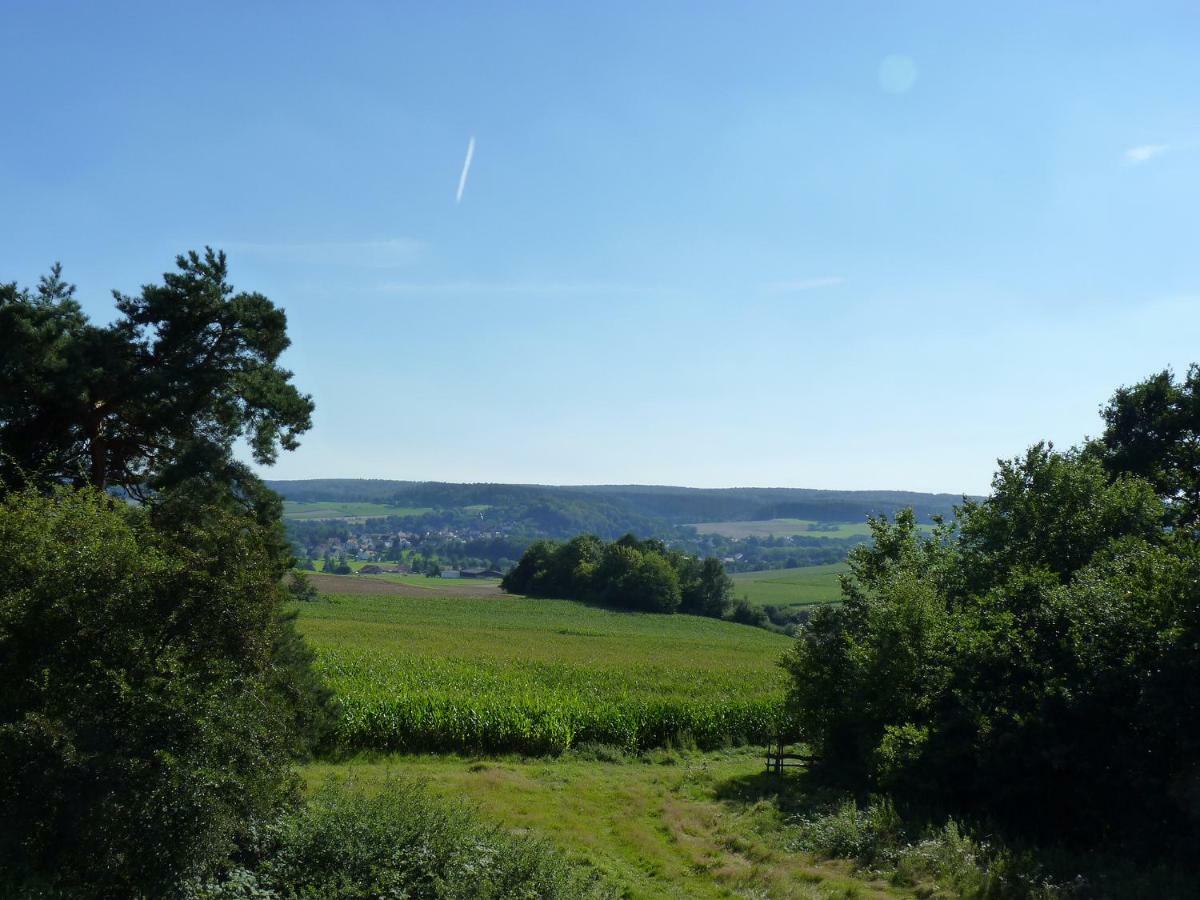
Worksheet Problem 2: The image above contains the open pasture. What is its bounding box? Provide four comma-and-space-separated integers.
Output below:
304, 749, 887, 900
731, 563, 848, 610
689, 518, 875, 539
294, 588, 791, 755
282, 500, 431, 520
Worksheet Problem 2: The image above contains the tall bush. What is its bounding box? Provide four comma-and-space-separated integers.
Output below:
783, 437, 1200, 847
0, 489, 301, 897
503, 532, 729, 616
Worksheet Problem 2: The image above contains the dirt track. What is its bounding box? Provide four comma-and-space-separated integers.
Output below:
304, 573, 505, 598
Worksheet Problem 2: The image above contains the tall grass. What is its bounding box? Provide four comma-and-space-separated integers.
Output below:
788, 796, 1196, 898
186, 778, 606, 899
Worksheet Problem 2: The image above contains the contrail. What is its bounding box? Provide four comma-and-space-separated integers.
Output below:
455, 136, 475, 204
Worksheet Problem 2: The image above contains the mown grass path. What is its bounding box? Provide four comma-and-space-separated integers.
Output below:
304, 749, 903, 899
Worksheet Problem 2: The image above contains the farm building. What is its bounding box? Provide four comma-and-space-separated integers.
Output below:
460, 567, 503, 578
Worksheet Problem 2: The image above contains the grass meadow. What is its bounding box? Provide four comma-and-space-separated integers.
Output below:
691, 518, 935, 540
290, 574, 1093, 899
294, 587, 792, 755
689, 518, 876, 539
304, 749, 893, 900
282, 500, 432, 520
731, 563, 848, 610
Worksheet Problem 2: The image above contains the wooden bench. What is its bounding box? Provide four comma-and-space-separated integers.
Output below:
764, 736, 819, 774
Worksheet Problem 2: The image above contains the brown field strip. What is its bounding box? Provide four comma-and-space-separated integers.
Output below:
304, 573, 505, 598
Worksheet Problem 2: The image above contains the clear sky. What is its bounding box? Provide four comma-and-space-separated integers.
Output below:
4, 2, 1199, 495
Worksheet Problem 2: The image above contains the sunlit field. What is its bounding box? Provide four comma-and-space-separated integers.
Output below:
294, 586, 792, 755
731, 563, 848, 610
689, 519, 875, 539
282, 500, 432, 520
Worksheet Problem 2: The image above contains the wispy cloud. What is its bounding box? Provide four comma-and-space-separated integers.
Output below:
1124, 144, 1170, 165
376, 281, 662, 296
764, 276, 845, 293
222, 239, 425, 268
456, 136, 476, 204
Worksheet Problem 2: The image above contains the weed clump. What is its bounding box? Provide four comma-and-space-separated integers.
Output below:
186, 778, 607, 899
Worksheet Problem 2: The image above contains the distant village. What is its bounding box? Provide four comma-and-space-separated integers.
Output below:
288, 510, 864, 578
297, 526, 516, 578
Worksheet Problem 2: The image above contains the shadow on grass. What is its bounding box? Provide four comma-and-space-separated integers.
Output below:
716, 766, 1200, 899
714, 764, 856, 818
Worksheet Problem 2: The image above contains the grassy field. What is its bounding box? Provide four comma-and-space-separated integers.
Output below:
282, 500, 431, 520
294, 584, 792, 755
732, 563, 848, 610
303, 750, 898, 900
689, 518, 875, 539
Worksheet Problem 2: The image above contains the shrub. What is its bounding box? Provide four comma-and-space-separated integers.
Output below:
727, 598, 769, 628
783, 442, 1200, 848
187, 779, 604, 899
791, 797, 905, 865
0, 489, 301, 897
504, 532, 730, 617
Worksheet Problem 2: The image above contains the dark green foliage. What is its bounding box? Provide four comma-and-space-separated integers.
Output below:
503, 533, 731, 616
680, 556, 734, 617
726, 598, 769, 628
268, 608, 338, 756
268, 478, 964, 526
0, 489, 301, 897
286, 571, 321, 601
1095, 363, 1200, 528
762, 604, 810, 630
0, 252, 336, 895
0, 251, 312, 502
784, 414, 1200, 848
535, 534, 604, 598
324, 553, 352, 575
187, 779, 602, 899
501, 539, 557, 593
592, 540, 681, 613
784, 793, 1196, 898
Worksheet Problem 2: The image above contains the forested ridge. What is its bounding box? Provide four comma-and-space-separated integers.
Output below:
784, 365, 1200, 859
4, 250, 1199, 896
0, 253, 593, 898
267, 478, 967, 527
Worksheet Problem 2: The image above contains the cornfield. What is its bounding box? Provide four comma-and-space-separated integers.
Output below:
295, 591, 792, 755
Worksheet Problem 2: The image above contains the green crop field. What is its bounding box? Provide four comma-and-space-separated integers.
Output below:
731, 563, 848, 610
294, 586, 792, 755
282, 500, 432, 520
689, 518, 876, 539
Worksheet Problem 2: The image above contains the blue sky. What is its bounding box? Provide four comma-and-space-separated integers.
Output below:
3, 2, 1199, 495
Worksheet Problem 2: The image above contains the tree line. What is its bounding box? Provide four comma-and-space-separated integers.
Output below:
502, 533, 734, 617
6, 249, 1198, 889
0, 253, 593, 897
784, 365, 1200, 854
0, 251, 338, 893
269, 479, 963, 533
286, 506, 866, 575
